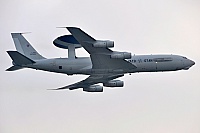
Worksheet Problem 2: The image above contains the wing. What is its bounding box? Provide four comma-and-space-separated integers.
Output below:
50, 74, 124, 90
67, 27, 137, 70
50, 27, 136, 91
67, 27, 112, 54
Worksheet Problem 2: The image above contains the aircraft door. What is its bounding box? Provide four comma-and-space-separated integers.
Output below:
155, 62, 158, 71
66, 59, 74, 75
50, 60, 57, 71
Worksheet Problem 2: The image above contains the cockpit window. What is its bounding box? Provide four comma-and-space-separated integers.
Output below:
182, 57, 187, 59
153, 57, 173, 62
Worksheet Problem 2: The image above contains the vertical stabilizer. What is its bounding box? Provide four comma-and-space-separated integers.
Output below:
11, 33, 45, 60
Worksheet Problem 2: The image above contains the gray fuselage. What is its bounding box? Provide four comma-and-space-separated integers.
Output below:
25, 54, 195, 75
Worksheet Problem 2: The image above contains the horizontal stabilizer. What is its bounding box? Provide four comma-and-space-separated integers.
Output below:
7, 51, 35, 65
6, 65, 23, 71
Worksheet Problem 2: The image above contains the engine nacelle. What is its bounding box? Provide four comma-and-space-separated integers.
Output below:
111, 52, 132, 59
103, 80, 124, 87
93, 41, 114, 48
83, 85, 103, 92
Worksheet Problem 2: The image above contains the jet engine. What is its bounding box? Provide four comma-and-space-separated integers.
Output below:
111, 52, 132, 59
83, 85, 103, 92
103, 80, 124, 87
93, 41, 114, 48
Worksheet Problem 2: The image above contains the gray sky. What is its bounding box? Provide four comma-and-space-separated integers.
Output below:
0, 0, 200, 133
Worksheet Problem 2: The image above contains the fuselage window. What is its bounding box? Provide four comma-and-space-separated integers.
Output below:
59, 66, 62, 69
153, 57, 173, 62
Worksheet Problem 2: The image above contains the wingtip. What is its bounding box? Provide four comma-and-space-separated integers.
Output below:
47, 85, 71, 90
11, 32, 31, 37
47, 87, 67, 90
47, 88, 60, 91
56, 26, 67, 28
56, 27, 79, 29
66, 27, 80, 30
56, 27, 80, 33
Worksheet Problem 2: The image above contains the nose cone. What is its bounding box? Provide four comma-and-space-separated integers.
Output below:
183, 59, 195, 70
190, 60, 195, 66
